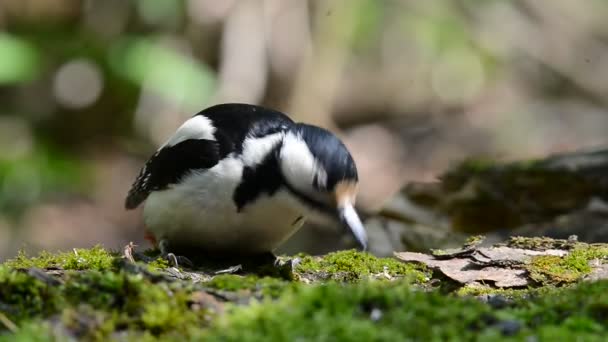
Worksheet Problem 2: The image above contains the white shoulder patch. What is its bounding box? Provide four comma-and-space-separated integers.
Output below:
280, 132, 327, 190
241, 132, 284, 166
163, 115, 216, 148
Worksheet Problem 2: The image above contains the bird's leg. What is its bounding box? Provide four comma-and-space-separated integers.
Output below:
158, 239, 194, 268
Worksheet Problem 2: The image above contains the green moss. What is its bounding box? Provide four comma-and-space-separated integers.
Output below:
294, 250, 429, 283
4, 246, 608, 340
529, 255, 584, 284
138, 283, 205, 334
203, 279, 608, 341
506, 280, 608, 337
62, 271, 142, 310
2, 250, 57, 269
62, 271, 210, 332
528, 245, 608, 284
204, 280, 491, 341
0, 266, 61, 322
59, 306, 117, 341
62, 246, 116, 271
456, 283, 525, 299
147, 257, 169, 270
7, 278, 608, 341
505, 236, 579, 251
0, 320, 61, 342
205, 275, 289, 298
455, 282, 564, 300
4, 245, 117, 271
0, 265, 212, 340
431, 249, 449, 256
465, 235, 486, 246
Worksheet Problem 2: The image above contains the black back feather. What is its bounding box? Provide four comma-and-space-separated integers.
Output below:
197, 103, 294, 155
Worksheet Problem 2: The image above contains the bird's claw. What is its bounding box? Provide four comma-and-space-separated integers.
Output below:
164, 252, 194, 269
159, 239, 194, 268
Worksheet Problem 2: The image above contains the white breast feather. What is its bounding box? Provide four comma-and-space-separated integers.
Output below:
143, 134, 307, 253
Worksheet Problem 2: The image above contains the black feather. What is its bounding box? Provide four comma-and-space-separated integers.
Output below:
292, 123, 358, 190
233, 144, 284, 211
195, 103, 294, 155
125, 139, 220, 209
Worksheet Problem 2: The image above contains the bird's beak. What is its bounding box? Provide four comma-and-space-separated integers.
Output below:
338, 203, 368, 251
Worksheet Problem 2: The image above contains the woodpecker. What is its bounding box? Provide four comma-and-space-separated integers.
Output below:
125, 103, 367, 262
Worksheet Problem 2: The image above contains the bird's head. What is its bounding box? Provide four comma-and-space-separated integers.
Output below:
278, 123, 368, 250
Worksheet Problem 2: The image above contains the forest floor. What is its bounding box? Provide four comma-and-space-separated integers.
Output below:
1, 235, 608, 341
4, 149, 608, 341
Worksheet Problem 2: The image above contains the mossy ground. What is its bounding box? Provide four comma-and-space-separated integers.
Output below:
527, 245, 608, 284
409, 153, 607, 234
294, 249, 429, 283
4, 246, 116, 271
2, 242, 608, 341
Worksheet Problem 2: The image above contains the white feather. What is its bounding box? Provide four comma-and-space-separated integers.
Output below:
143, 156, 306, 253
163, 115, 216, 147
279, 132, 327, 191
241, 132, 284, 166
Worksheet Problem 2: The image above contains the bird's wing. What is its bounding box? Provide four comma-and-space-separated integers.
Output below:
124, 138, 220, 209
126, 112, 225, 209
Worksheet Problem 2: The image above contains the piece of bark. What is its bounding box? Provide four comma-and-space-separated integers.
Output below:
123, 242, 137, 263
471, 247, 568, 266
584, 260, 608, 282
27, 268, 62, 286
395, 251, 530, 287
431, 246, 477, 260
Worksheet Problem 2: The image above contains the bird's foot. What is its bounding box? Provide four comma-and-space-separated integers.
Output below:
159, 239, 194, 268
164, 253, 194, 269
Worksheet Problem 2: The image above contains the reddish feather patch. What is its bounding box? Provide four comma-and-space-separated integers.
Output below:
144, 229, 158, 247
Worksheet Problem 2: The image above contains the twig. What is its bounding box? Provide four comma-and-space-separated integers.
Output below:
0, 312, 18, 333
123, 242, 137, 263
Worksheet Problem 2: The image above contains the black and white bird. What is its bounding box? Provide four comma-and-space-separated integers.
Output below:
125, 103, 367, 261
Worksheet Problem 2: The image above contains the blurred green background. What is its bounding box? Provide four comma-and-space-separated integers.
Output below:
1, 0, 608, 259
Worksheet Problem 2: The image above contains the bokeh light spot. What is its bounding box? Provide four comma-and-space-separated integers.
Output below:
0, 33, 40, 84
53, 59, 104, 109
